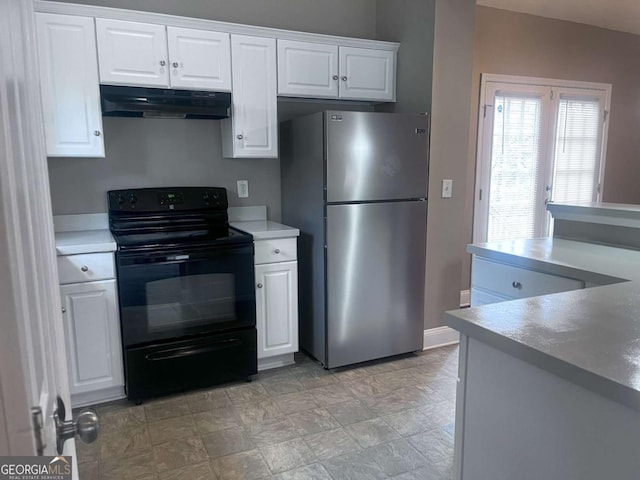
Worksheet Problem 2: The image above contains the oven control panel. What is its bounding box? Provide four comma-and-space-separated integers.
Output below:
108, 187, 228, 212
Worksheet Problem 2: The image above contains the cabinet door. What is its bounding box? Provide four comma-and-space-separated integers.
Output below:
60, 280, 123, 398
222, 35, 278, 158
96, 18, 169, 87
167, 26, 231, 91
255, 262, 298, 359
277, 40, 338, 99
36, 13, 104, 157
338, 47, 395, 101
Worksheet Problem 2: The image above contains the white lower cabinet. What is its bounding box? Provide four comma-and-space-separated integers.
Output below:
256, 261, 298, 359
470, 255, 585, 307
252, 237, 299, 370
59, 271, 124, 407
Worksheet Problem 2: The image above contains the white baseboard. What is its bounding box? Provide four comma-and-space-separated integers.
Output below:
460, 289, 471, 308
258, 353, 296, 371
423, 326, 460, 350
71, 386, 125, 408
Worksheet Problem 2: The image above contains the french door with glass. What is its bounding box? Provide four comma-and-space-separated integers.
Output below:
473, 75, 610, 243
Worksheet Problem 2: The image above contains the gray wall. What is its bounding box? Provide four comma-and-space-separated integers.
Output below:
375, 0, 435, 114
48, 117, 283, 217
460, 6, 640, 293
425, 0, 476, 329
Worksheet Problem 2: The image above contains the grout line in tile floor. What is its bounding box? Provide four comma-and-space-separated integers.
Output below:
76, 345, 459, 480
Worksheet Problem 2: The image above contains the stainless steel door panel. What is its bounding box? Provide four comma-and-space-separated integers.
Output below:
325, 111, 429, 203
326, 201, 426, 368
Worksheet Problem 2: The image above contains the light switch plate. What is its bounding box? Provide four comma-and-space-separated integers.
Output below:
442, 179, 453, 198
237, 180, 249, 198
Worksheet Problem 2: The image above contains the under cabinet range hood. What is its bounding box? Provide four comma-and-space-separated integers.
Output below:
100, 85, 231, 119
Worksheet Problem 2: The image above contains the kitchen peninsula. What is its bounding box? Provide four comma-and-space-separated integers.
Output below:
446, 202, 640, 480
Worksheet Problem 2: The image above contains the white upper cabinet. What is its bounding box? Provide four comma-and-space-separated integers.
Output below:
277, 40, 339, 99
222, 34, 278, 158
276, 41, 396, 102
166, 26, 231, 91
338, 46, 395, 101
96, 18, 170, 87
36, 13, 104, 157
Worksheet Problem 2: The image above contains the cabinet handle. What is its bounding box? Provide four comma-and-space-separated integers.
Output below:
93, 130, 101, 137
341, 76, 347, 81
332, 75, 339, 80
81, 266, 89, 272
160, 60, 166, 66
512, 281, 522, 289
61, 307, 66, 314
237, 134, 244, 140
172, 62, 179, 68
257, 283, 263, 289
274, 249, 281, 254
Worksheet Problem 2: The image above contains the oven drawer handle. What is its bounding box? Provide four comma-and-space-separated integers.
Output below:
145, 339, 242, 361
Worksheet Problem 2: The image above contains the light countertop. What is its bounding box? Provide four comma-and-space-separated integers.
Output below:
55, 230, 116, 256
447, 236, 640, 411
54, 213, 116, 256
231, 220, 300, 240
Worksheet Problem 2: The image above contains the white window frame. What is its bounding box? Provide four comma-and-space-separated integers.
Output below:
473, 74, 612, 244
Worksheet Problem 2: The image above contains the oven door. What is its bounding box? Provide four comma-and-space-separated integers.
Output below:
116, 242, 255, 347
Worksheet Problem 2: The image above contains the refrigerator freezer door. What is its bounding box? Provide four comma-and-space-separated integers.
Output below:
326, 201, 426, 368
325, 111, 429, 203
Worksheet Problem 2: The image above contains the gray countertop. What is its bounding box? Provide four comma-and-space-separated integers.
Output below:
448, 237, 640, 411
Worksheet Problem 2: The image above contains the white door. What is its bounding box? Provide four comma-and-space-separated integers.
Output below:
277, 40, 339, 99
222, 34, 278, 158
96, 18, 169, 87
476, 83, 553, 243
255, 262, 299, 359
0, 0, 89, 472
35, 13, 104, 157
60, 281, 123, 402
338, 46, 395, 101
167, 26, 231, 91
473, 75, 611, 244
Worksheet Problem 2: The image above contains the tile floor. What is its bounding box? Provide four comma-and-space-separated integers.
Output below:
77, 345, 459, 480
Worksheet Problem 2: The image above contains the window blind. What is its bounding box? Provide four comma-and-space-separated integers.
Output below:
552, 96, 601, 204
488, 94, 543, 242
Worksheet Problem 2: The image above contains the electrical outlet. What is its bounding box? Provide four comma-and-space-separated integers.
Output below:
237, 180, 249, 198
442, 179, 453, 198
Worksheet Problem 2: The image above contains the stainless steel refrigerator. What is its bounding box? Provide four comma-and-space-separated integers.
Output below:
281, 111, 429, 369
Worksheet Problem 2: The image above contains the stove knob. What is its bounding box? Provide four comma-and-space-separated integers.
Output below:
117, 194, 125, 205
212, 192, 219, 199
129, 194, 137, 204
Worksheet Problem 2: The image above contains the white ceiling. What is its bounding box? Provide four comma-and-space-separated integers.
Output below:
477, 0, 640, 36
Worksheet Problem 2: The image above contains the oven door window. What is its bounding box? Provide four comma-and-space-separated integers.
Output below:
117, 244, 255, 347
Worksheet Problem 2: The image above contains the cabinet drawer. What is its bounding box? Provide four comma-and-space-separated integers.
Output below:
254, 238, 297, 265
472, 256, 584, 300
58, 253, 115, 284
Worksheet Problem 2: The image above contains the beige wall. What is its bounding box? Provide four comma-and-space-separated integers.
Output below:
425, 0, 476, 329
461, 6, 640, 291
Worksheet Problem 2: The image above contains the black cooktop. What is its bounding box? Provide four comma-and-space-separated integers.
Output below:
108, 187, 252, 253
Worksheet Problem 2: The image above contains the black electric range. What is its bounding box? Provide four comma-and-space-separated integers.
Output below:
108, 187, 257, 402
